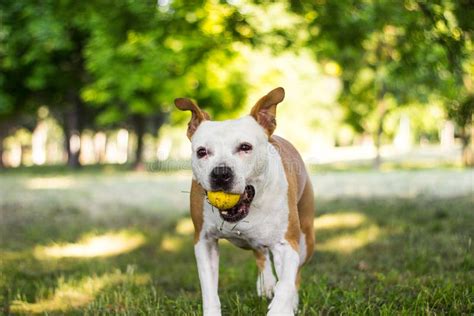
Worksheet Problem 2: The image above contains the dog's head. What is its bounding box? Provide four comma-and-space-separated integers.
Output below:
175, 87, 285, 195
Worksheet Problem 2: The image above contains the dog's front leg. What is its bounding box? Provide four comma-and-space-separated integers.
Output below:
195, 235, 221, 316
267, 241, 300, 316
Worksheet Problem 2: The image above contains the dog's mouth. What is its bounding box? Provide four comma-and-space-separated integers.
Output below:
218, 185, 255, 223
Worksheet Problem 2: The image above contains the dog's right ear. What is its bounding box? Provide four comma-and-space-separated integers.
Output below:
174, 98, 210, 140
250, 87, 285, 136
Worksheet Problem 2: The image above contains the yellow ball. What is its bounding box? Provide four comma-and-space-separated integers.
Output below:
207, 191, 240, 210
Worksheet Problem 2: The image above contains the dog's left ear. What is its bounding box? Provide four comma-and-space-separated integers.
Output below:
250, 87, 285, 136
174, 98, 210, 140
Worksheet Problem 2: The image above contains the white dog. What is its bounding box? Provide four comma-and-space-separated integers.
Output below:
175, 87, 315, 315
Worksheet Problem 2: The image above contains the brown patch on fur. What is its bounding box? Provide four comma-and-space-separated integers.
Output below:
298, 178, 315, 263
190, 180, 205, 244
283, 165, 301, 251
174, 98, 210, 139
269, 136, 315, 259
296, 269, 302, 289
253, 250, 266, 271
250, 87, 285, 136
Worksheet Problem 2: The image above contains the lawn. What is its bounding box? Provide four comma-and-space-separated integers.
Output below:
0, 169, 473, 315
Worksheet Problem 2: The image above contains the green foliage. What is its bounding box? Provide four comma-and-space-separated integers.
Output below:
449, 95, 473, 128
289, 0, 473, 145
1, 0, 473, 167
81, 1, 253, 129
0, 0, 259, 167
0, 1, 254, 128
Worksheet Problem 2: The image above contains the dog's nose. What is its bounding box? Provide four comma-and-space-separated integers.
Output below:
210, 166, 234, 190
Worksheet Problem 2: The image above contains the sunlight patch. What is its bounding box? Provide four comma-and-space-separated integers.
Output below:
317, 225, 381, 254
160, 235, 184, 252
314, 212, 368, 230
175, 217, 194, 235
10, 269, 150, 314
24, 177, 76, 190
34, 231, 146, 259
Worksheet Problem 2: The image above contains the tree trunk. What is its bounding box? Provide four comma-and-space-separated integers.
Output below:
461, 123, 473, 167
373, 88, 387, 170
64, 119, 81, 169
132, 115, 146, 171
373, 123, 383, 169
101, 133, 108, 164
373, 110, 388, 169
19, 145, 26, 166
0, 133, 4, 169
63, 91, 83, 169
0, 124, 12, 169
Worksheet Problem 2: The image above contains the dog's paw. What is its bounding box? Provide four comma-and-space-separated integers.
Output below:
203, 308, 222, 316
267, 281, 298, 316
267, 305, 295, 316
267, 300, 297, 316
257, 271, 277, 299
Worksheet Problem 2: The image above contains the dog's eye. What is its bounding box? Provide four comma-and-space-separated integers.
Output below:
196, 147, 208, 158
238, 143, 252, 152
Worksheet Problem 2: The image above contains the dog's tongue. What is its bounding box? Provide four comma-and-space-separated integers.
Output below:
218, 185, 255, 222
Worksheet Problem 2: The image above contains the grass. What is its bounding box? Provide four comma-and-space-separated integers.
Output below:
0, 170, 473, 315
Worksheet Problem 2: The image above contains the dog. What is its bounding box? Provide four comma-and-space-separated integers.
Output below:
175, 87, 315, 315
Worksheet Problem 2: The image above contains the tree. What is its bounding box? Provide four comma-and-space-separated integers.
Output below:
1, 0, 255, 169
0, 0, 100, 168
289, 0, 473, 167
83, 0, 253, 169
0, 3, 42, 168
416, 0, 473, 166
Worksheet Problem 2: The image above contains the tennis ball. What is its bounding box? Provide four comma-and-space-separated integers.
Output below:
207, 191, 240, 210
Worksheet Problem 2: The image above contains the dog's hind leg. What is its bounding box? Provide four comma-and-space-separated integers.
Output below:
254, 249, 277, 299
297, 178, 315, 265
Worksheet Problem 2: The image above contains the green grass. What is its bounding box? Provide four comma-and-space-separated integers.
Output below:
0, 172, 473, 315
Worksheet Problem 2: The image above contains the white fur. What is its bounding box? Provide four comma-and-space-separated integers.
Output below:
191, 115, 301, 316
256, 250, 277, 299
194, 233, 221, 316
201, 139, 289, 249
191, 116, 270, 194
299, 232, 307, 266
268, 241, 300, 315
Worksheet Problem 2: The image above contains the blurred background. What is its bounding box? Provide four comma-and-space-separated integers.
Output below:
0, 0, 473, 315
1, 0, 472, 170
